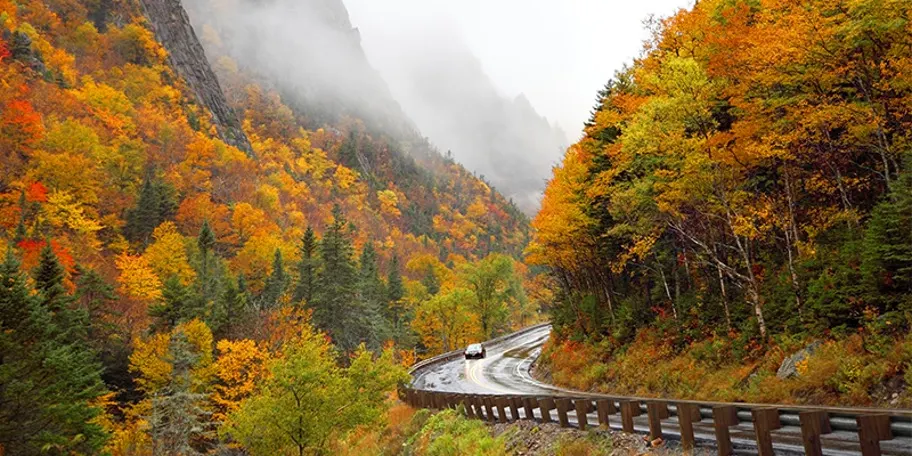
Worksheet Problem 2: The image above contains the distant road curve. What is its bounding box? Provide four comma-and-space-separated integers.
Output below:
410, 324, 912, 456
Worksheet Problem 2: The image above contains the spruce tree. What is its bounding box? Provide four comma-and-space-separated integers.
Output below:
358, 243, 389, 348
34, 243, 88, 343
312, 205, 363, 352
385, 254, 408, 345
148, 331, 212, 455
212, 274, 249, 340
150, 276, 204, 331
260, 249, 288, 309
197, 221, 217, 303
863, 160, 912, 314
125, 174, 177, 245
293, 226, 317, 306
0, 250, 107, 455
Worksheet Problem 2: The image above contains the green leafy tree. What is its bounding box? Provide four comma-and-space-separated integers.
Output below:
222, 326, 407, 456
458, 254, 522, 339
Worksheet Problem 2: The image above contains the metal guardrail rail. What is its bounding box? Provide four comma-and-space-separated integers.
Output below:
404, 324, 912, 456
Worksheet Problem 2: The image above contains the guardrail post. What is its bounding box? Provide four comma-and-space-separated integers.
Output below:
523, 397, 537, 420
474, 395, 487, 420
620, 400, 641, 433
596, 399, 615, 428
539, 397, 555, 423
435, 392, 446, 410
752, 407, 781, 456
555, 398, 572, 427
482, 396, 497, 421
496, 397, 510, 423
857, 414, 892, 456
647, 401, 669, 441
677, 403, 702, 452
460, 395, 475, 419
509, 396, 522, 421
712, 405, 738, 456
799, 410, 831, 456
575, 398, 591, 430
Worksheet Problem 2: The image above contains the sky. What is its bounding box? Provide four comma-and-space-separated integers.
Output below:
345, 0, 694, 143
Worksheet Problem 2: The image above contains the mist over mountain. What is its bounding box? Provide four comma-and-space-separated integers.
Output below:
360, 29, 569, 213
182, 0, 416, 137
182, 0, 565, 213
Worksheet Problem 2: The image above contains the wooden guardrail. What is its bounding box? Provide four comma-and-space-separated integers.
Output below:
399, 387, 910, 456
403, 323, 912, 456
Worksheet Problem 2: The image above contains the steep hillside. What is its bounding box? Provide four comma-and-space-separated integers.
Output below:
529, 0, 912, 407
360, 32, 569, 213
0, 0, 541, 453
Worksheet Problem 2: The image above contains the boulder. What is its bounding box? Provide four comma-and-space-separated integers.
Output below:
776, 341, 822, 379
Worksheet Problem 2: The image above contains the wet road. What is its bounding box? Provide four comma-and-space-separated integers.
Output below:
410, 324, 912, 456
411, 324, 560, 395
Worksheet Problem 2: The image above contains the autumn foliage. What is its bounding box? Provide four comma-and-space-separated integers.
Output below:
531, 0, 912, 406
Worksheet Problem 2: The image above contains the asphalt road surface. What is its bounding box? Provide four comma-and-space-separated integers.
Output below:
411, 325, 912, 456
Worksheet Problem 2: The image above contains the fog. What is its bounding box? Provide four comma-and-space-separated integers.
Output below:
182, 0, 691, 213
350, 22, 569, 212
183, 0, 415, 137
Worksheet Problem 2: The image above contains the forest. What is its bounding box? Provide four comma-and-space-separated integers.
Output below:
0, 0, 547, 454
530, 0, 912, 407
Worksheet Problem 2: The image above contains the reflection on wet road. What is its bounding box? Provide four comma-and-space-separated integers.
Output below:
412, 325, 562, 395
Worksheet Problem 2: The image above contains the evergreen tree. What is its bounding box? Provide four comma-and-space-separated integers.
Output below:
197, 221, 217, 303
14, 190, 27, 243
212, 274, 249, 340
34, 243, 88, 343
312, 206, 364, 352
387, 254, 404, 305
358, 243, 389, 348
0, 250, 107, 455
421, 265, 441, 296
151, 276, 204, 331
863, 160, 912, 315
385, 253, 409, 345
149, 331, 212, 455
124, 174, 177, 246
260, 249, 288, 309
293, 226, 318, 306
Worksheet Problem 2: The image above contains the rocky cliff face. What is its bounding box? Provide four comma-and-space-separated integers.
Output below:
180, 0, 416, 138
138, 0, 253, 154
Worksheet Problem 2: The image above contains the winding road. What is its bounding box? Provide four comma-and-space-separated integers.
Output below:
410, 324, 912, 456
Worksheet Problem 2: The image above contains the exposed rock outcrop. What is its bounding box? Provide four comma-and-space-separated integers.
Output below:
776, 341, 822, 379
138, 0, 253, 155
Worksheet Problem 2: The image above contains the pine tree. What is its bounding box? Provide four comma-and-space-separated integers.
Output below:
151, 276, 204, 331
197, 221, 217, 302
385, 253, 409, 345
0, 250, 107, 455
34, 243, 88, 343
421, 265, 440, 296
863, 159, 912, 314
358, 243, 390, 348
212, 274, 249, 340
260, 249, 288, 309
125, 174, 177, 245
312, 205, 364, 352
148, 331, 212, 455
293, 226, 317, 306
